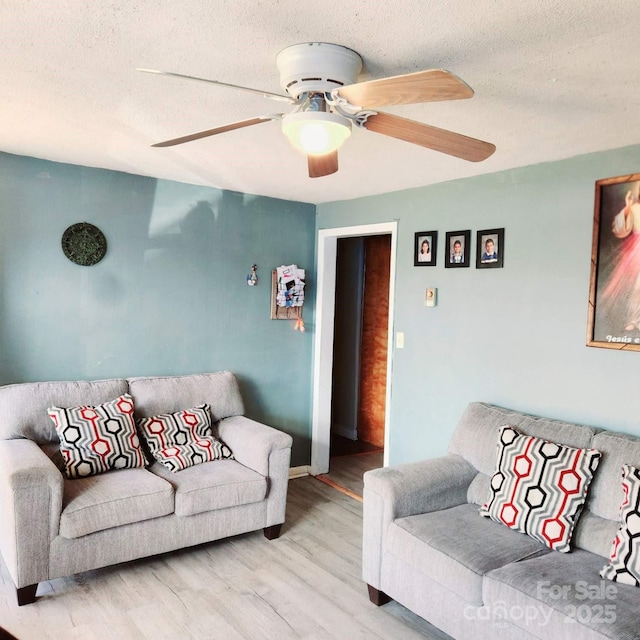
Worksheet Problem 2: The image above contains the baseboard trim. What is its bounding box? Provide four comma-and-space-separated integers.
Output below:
289, 465, 311, 479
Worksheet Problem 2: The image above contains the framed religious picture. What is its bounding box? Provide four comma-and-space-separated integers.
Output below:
444, 230, 470, 268
414, 231, 438, 267
476, 228, 505, 269
587, 172, 640, 351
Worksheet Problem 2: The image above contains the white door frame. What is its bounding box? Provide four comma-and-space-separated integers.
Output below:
310, 221, 397, 475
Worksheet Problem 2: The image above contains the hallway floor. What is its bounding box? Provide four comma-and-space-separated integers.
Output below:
317, 435, 384, 500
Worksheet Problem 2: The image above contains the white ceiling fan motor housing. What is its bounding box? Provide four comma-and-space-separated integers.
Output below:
276, 42, 363, 101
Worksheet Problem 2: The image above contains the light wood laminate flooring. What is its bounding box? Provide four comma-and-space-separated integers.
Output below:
0, 476, 451, 640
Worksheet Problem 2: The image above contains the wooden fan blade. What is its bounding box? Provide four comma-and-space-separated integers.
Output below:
137, 68, 295, 104
363, 112, 495, 162
336, 69, 473, 109
308, 151, 339, 178
152, 115, 282, 148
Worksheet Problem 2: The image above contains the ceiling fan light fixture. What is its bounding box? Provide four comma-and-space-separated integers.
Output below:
144, 41, 495, 175
282, 111, 351, 156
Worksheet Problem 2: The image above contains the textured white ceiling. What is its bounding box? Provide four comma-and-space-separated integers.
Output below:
2, 1, 639, 204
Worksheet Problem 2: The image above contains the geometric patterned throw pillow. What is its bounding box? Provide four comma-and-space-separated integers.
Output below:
479, 426, 601, 552
48, 394, 146, 479
136, 404, 233, 473
600, 465, 640, 586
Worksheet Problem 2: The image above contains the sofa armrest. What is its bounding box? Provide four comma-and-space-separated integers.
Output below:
218, 416, 293, 527
364, 454, 477, 520
0, 439, 64, 588
218, 415, 293, 477
362, 454, 477, 589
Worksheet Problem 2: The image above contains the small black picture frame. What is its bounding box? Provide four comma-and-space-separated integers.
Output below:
444, 230, 471, 268
414, 231, 438, 267
476, 228, 505, 269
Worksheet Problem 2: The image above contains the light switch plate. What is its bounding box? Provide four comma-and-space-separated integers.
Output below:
425, 288, 437, 306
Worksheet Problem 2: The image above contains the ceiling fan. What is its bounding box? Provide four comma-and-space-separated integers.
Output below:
139, 42, 495, 178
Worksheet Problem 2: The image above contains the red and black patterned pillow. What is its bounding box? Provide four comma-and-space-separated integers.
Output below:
480, 426, 601, 552
600, 465, 640, 586
48, 394, 146, 479
137, 404, 233, 473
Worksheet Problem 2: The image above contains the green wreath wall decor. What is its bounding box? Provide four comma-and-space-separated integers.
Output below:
61, 222, 107, 266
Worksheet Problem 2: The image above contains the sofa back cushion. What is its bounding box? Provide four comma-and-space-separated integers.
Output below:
0, 378, 128, 443
571, 431, 640, 558
450, 403, 640, 559
588, 431, 640, 521
127, 371, 244, 423
448, 402, 598, 477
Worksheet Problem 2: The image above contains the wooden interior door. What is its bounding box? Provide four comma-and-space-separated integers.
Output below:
357, 235, 391, 448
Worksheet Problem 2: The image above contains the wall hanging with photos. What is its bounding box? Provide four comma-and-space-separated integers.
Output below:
271, 265, 306, 330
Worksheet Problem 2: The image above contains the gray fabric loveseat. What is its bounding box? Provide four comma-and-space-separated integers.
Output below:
363, 402, 640, 639
0, 371, 292, 605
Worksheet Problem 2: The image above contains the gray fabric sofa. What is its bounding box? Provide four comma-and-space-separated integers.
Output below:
0, 371, 292, 605
363, 402, 640, 639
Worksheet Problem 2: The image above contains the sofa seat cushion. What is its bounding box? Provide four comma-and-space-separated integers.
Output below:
388, 503, 550, 606
484, 548, 640, 639
60, 468, 174, 539
149, 459, 266, 517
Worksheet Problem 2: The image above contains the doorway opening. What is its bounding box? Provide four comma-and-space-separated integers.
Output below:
311, 222, 397, 497
319, 234, 390, 497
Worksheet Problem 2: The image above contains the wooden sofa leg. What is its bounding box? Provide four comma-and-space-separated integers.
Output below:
0, 625, 20, 639
17, 583, 38, 606
367, 584, 392, 606
263, 524, 282, 540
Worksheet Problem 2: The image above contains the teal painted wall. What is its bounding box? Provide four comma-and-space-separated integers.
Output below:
0, 152, 316, 466
4, 145, 640, 470
317, 145, 640, 465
